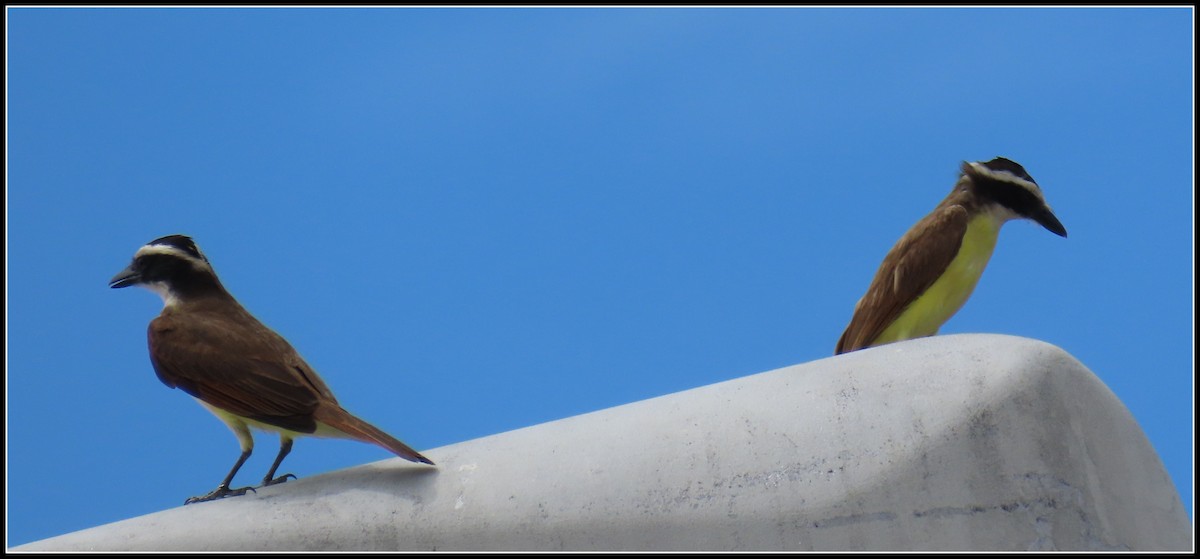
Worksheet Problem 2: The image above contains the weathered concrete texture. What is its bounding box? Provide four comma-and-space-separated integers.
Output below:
13, 334, 1191, 551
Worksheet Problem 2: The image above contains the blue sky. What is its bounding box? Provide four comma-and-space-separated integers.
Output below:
6, 7, 1193, 547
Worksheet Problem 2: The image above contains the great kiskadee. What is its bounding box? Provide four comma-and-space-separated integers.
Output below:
835, 157, 1067, 355
110, 234, 434, 504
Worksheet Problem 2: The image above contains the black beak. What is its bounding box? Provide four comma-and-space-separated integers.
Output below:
1032, 206, 1068, 238
109, 265, 140, 289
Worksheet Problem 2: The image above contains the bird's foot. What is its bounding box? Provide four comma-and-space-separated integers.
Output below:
184, 484, 256, 505
261, 473, 297, 487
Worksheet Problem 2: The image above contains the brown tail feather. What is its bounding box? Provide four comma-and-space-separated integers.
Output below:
316, 406, 435, 465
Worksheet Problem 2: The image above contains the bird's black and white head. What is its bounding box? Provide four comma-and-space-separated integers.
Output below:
109, 234, 225, 307
961, 157, 1067, 238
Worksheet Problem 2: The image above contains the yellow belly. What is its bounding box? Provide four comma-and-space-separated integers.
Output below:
198, 399, 350, 452
873, 214, 1001, 346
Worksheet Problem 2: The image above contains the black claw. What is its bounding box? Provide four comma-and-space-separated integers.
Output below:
184, 484, 256, 505
261, 473, 297, 487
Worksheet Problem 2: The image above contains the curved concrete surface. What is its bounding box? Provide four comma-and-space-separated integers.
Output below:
12, 334, 1192, 551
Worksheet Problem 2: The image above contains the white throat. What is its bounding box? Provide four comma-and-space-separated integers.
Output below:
143, 281, 182, 308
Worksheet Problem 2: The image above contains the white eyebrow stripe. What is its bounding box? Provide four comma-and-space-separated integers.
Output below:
967, 161, 1044, 198
134, 243, 210, 269
135, 244, 192, 258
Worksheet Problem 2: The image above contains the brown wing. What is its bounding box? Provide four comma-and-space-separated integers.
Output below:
148, 305, 337, 433
835, 204, 968, 354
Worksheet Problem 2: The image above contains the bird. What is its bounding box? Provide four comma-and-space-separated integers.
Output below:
835, 157, 1067, 355
110, 234, 434, 504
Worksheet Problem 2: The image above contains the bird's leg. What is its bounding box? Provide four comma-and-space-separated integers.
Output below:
184, 448, 256, 504
261, 436, 296, 487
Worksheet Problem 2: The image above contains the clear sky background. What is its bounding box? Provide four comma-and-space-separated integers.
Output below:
6, 7, 1193, 547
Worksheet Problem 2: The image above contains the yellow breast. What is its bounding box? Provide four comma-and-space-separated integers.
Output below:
873, 213, 1002, 346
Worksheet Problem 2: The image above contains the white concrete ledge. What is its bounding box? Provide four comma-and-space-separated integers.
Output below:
12, 334, 1191, 551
